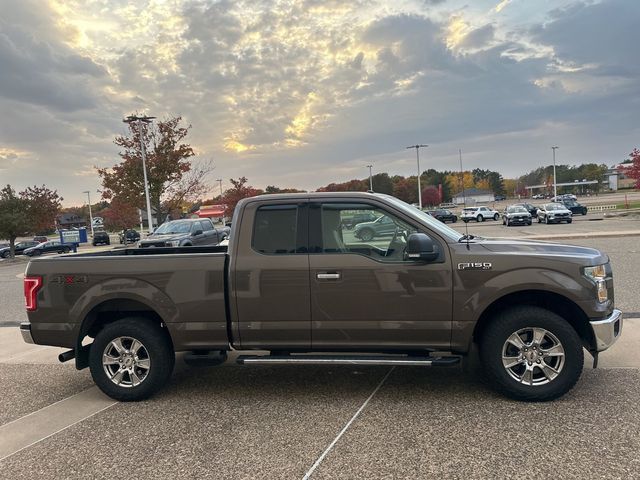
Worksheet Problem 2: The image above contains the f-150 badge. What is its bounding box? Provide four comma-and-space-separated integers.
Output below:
458, 262, 492, 270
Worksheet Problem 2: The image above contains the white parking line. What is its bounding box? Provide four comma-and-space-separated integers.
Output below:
302, 367, 395, 480
0, 386, 116, 461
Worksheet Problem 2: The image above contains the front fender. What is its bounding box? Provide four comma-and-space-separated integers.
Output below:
451, 267, 592, 351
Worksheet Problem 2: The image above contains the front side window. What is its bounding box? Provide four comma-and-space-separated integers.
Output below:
253, 204, 299, 254
317, 203, 422, 262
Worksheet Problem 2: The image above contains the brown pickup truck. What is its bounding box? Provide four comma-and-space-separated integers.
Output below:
20, 192, 623, 402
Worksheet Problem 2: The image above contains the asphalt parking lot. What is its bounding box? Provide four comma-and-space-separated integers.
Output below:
1, 216, 639, 478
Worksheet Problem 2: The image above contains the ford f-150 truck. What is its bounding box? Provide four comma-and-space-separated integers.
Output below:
20, 192, 623, 402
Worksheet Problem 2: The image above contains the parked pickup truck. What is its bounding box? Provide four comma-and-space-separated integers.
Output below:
20, 192, 623, 402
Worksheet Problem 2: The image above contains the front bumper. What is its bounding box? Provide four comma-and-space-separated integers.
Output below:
20, 322, 35, 344
590, 309, 623, 352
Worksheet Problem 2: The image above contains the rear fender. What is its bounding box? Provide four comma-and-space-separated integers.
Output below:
70, 278, 178, 344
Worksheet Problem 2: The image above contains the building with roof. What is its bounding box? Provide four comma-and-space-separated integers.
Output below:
452, 188, 494, 205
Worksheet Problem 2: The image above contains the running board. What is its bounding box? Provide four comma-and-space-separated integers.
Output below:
236, 354, 460, 367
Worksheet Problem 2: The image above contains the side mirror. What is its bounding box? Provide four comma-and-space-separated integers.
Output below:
405, 233, 438, 262
192, 230, 203, 236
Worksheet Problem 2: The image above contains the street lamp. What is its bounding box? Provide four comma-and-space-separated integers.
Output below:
366, 165, 373, 191
82, 190, 94, 237
406, 144, 428, 209
123, 114, 156, 234
551, 146, 559, 199
216, 179, 225, 223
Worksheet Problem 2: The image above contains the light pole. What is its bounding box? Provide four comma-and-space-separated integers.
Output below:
406, 144, 428, 209
366, 165, 373, 191
83, 190, 94, 237
124, 115, 156, 234
216, 179, 225, 223
551, 146, 559, 199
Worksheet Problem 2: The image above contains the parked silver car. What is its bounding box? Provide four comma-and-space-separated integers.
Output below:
536, 203, 573, 224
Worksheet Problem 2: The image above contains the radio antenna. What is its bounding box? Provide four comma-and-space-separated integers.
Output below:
459, 148, 470, 250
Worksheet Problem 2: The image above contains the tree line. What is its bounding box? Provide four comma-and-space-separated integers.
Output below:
2, 112, 638, 258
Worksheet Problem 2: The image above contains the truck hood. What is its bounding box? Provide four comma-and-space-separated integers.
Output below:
478, 238, 608, 264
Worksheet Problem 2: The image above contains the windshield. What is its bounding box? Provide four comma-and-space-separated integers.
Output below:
546, 204, 566, 211
154, 221, 192, 234
379, 194, 462, 242
507, 206, 527, 213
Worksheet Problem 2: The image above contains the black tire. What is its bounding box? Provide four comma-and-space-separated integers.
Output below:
479, 306, 583, 401
89, 318, 175, 401
567, 219, 572, 224
359, 229, 374, 242
477, 215, 484, 222
527, 220, 532, 226
453, 217, 457, 223
493, 213, 500, 221
1, 251, 8, 259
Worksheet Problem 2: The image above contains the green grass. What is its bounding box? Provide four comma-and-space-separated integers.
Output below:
615, 201, 640, 209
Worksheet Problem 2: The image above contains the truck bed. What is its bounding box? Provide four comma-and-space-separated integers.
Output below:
25, 247, 230, 351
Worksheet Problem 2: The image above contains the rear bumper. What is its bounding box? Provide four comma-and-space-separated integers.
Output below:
590, 309, 623, 352
20, 322, 35, 344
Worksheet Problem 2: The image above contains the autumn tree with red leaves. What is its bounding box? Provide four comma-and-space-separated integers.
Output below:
222, 177, 264, 216
421, 186, 441, 207
623, 148, 640, 189
101, 197, 140, 231
97, 116, 209, 222
0, 184, 62, 257
20, 185, 63, 234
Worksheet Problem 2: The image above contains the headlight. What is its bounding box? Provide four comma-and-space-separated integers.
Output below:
166, 240, 181, 247
584, 264, 608, 303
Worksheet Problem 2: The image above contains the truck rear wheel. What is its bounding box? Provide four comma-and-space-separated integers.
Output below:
480, 306, 583, 401
89, 318, 175, 401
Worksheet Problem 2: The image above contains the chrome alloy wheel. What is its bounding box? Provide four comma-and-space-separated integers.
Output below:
102, 336, 151, 388
501, 327, 565, 386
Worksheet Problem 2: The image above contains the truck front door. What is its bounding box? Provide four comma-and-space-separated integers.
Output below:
232, 201, 310, 349
308, 201, 452, 350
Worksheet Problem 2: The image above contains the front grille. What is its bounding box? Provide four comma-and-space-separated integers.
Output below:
139, 242, 166, 248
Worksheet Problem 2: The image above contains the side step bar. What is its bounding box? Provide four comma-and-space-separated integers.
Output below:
236, 354, 460, 367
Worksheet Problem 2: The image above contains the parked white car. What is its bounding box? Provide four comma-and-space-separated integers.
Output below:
461, 206, 500, 222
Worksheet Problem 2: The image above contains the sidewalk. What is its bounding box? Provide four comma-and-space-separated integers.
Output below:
497, 229, 640, 241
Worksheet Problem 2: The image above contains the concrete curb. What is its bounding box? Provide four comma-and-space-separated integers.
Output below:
494, 230, 640, 241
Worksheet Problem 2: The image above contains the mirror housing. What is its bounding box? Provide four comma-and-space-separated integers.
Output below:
405, 233, 438, 262
192, 229, 203, 236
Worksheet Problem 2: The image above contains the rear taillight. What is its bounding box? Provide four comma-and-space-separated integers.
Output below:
24, 276, 42, 311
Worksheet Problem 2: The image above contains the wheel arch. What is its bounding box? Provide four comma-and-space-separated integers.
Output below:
75, 298, 175, 369
472, 290, 594, 350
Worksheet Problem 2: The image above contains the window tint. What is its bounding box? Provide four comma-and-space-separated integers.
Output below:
202, 219, 214, 231
253, 205, 299, 254
317, 203, 422, 262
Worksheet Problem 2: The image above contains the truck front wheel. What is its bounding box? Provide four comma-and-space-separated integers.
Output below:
480, 306, 583, 401
89, 318, 175, 401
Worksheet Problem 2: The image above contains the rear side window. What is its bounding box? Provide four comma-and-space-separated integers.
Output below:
202, 219, 214, 231
253, 205, 300, 254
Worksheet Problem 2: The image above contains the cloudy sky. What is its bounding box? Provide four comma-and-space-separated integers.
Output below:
1, 0, 638, 205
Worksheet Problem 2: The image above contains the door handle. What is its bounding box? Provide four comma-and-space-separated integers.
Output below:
316, 272, 341, 280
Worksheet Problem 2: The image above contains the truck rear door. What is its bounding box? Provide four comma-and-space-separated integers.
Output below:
231, 200, 310, 349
